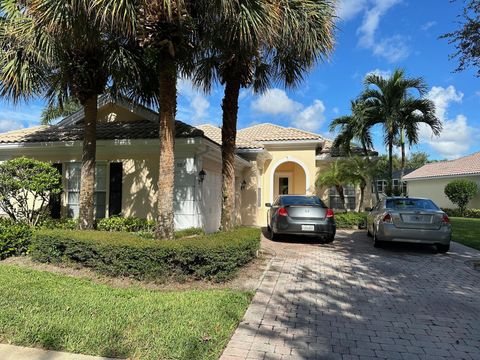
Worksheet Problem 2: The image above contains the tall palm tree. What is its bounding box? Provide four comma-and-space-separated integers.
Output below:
195, 0, 336, 230
398, 97, 441, 182
0, 0, 139, 229
362, 69, 436, 193
329, 100, 380, 201
41, 98, 81, 125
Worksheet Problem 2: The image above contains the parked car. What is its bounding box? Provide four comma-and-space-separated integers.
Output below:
266, 195, 336, 242
366, 197, 451, 252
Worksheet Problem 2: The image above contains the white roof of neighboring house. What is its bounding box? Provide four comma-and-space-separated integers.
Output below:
238, 123, 323, 142
403, 152, 480, 180
196, 124, 263, 150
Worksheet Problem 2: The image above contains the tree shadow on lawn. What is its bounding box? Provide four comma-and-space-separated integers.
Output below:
233, 229, 480, 359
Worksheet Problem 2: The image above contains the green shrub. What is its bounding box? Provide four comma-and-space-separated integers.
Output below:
335, 212, 367, 229
30, 227, 260, 282
97, 216, 155, 232
174, 227, 205, 239
444, 179, 479, 216
36, 217, 78, 230
0, 218, 32, 259
442, 208, 480, 219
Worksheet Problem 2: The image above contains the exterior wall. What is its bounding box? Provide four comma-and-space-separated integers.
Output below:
256, 146, 317, 226
97, 104, 147, 123
407, 175, 480, 209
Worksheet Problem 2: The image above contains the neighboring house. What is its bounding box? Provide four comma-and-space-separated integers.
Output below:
0, 97, 375, 231
403, 152, 480, 208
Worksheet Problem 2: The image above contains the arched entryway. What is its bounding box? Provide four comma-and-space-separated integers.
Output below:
270, 158, 309, 202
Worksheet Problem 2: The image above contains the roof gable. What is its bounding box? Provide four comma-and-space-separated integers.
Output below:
404, 152, 480, 180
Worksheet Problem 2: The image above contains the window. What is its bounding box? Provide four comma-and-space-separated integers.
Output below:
386, 198, 439, 210
66, 163, 107, 219
281, 196, 326, 207
329, 186, 356, 210
279, 177, 289, 195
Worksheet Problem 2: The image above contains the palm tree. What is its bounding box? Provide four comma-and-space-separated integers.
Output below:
339, 156, 375, 211
195, 0, 336, 230
362, 69, 437, 193
329, 100, 381, 201
316, 160, 348, 210
0, 0, 138, 229
398, 97, 441, 182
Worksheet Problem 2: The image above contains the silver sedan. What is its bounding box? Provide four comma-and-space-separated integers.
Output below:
366, 197, 452, 253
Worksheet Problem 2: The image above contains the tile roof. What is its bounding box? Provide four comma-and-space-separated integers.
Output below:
0, 120, 203, 144
403, 152, 480, 180
196, 124, 263, 149
238, 123, 323, 142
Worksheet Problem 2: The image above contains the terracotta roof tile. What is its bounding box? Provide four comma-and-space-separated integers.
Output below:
403, 152, 480, 180
238, 123, 322, 142
196, 124, 263, 149
0, 120, 203, 144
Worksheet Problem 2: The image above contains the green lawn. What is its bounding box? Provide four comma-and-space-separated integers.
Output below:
0, 265, 252, 360
451, 217, 480, 251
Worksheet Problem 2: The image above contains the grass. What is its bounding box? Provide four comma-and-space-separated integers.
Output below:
451, 217, 480, 251
0, 264, 252, 360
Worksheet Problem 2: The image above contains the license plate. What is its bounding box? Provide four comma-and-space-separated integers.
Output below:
302, 225, 315, 231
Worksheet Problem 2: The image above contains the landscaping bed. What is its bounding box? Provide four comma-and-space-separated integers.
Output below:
451, 217, 480, 251
31, 227, 261, 282
0, 264, 252, 360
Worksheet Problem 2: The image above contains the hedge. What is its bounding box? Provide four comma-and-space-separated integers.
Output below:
335, 212, 367, 229
96, 216, 155, 232
441, 208, 480, 219
30, 227, 261, 282
0, 219, 32, 260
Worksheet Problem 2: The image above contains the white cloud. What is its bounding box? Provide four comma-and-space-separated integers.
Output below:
366, 68, 392, 78
251, 88, 302, 115
0, 119, 25, 133
251, 88, 326, 132
332, 107, 340, 115
177, 78, 210, 123
336, 0, 368, 21
421, 21, 437, 31
419, 85, 476, 159
0, 103, 42, 134
341, 0, 410, 62
292, 100, 326, 132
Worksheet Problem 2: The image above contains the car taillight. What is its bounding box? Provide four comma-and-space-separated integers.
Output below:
442, 214, 450, 224
278, 207, 288, 217
383, 213, 392, 223
326, 208, 334, 218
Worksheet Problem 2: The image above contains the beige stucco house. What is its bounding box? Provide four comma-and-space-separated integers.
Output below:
404, 152, 480, 209
0, 97, 374, 231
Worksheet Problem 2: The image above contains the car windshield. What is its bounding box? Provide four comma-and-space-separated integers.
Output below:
386, 198, 439, 211
281, 196, 325, 207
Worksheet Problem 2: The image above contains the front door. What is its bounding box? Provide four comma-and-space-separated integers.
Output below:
274, 172, 292, 198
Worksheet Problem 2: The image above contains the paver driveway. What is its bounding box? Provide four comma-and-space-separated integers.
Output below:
221, 230, 480, 360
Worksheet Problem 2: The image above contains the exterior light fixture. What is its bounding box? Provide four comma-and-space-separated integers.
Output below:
198, 169, 206, 184
241, 180, 247, 190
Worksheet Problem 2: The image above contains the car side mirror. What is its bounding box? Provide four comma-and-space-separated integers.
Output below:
265, 203, 272, 208
365, 207, 372, 212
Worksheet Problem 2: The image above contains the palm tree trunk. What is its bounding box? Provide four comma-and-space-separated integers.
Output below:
336, 185, 346, 211
363, 143, 380, 202
155, 57, 177, 240
388, 135, 394, 196
400, 127, 406, 195
220, 76, 241, 231
358, 182, 365, 212
78, 96, 97, 230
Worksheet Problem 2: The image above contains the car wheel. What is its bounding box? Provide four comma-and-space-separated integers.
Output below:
269, 227, 277, 241
436, 244, 450, 253
373, 229, 382, 248
324, 235, 335, 244
367, 224, 373, 237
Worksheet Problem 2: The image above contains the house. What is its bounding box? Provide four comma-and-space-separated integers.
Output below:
374, 168, 415, 196
403, 152, 480, 208
0, 96, 374, 231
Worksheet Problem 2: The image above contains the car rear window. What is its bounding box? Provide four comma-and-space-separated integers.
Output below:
281, 196, 326, 207
386, 198, 439, 210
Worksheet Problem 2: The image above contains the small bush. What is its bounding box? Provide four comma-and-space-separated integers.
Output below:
97, 216, 155, 232
442, 208, 480, 219
444, 179, 479, 216
36, 217, 78, 230
0, 218, 32, 259
30, 227, 260, 282
174, 227, 205, 239
335, 212, 367, 229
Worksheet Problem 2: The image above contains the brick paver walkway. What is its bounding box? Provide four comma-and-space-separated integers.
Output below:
221, 230, 480, 360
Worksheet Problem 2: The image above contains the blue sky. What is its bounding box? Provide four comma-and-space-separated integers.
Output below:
0, 0, 478, 160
